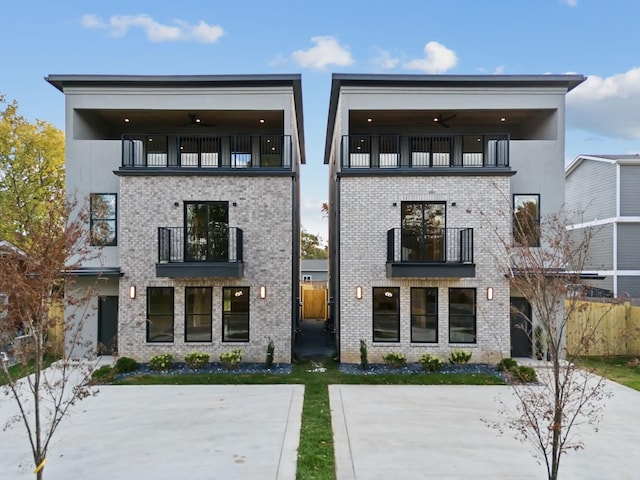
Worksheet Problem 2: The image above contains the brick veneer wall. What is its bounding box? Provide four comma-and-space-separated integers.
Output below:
117, 175, 294, 363
338, 175, 512, 363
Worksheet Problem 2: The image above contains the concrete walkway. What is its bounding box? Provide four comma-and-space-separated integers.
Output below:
330, 380, 640, 480
0, 384, 304, 480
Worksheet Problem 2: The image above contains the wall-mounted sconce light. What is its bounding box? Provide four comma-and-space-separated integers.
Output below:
392, 202, 397, 207
451, 202, 457, 207
259, 286, 267, 299
232, 202, 237, 207
173, 202, 179, 207
129, 285, 136, 299
486, 287, 494, 301
355, 286, 363, 300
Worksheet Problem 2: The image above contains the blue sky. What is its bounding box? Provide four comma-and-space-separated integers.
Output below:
1, 0, 639, 239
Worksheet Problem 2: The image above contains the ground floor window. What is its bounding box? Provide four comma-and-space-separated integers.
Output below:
449, 288, 476, 343
185, 287, 212, 342
223, 287, 249, 342
411, 287, 438, 343
147, 287, 174, 343
373, 287, 400, 342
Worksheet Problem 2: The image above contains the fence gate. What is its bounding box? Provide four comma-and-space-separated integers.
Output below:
301, 286, 328, 320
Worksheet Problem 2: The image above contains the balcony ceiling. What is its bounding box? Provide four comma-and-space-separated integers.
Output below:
350, 109, 550, 128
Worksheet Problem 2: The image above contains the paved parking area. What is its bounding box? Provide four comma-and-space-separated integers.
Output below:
330, 381, 640, 480
0, 384, 304, 480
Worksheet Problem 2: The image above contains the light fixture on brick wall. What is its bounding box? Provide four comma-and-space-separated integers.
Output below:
486, 287, 494, 300
259, 286, 267, 299
129, 285, 136, 299
355, 286, 363, 299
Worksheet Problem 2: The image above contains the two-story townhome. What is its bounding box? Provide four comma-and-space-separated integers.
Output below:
566, 154, 640, 298
324, 74, 584, 362
46, 74, 305, 363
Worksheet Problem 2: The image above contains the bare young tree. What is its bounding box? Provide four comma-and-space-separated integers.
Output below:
0, 199, 101, 479
483, 204, 614, 480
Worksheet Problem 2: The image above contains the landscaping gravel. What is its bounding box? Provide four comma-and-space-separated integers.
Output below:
339, 362, 508, 380
115, 362, 292, 380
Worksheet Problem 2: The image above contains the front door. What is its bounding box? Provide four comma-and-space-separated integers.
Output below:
98, 296, 118, 355
510, 297, 532, 358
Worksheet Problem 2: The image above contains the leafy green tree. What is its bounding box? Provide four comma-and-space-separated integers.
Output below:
0, 95, 65, 247
301, 229, 328, 259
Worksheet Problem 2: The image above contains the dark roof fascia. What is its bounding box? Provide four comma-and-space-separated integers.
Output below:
62, 267, 122, 277
324, 73, 586, 164
45, 74, 305, 165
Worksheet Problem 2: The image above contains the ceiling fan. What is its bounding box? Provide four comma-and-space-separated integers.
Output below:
184, 113, 216, 127
434, 113, 456, 128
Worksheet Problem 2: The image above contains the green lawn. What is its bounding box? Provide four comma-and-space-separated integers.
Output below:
116, 360, 503, 480
574, 355, 640, 392
0, 356, 56, 386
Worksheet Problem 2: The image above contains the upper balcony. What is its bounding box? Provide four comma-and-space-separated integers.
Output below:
386, 227, 475, 278
341, 134, 509, 171
155, 226, 244, 278
122, 134, 293, 171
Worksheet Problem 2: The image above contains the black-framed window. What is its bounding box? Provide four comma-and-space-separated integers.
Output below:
401, 201, 446, 261
185, 202, 229, 261
90, 193, 117, 246
373, 287, 400, 342
449, 288, 476, 344
513, 194, 540, 247
223, 287, 249, 342
185, 287, 212, 342
411, 287, 438, 343
147, 287, 174, 343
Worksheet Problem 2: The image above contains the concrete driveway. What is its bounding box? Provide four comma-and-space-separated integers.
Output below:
0, 384, 303, 480
330, 380, 640, 480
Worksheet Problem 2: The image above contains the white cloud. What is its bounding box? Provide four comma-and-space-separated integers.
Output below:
567, 67, 640, 139
81, 14, 224, 43
493, 65, 505, 74
562, 0, 578, 6
371, 48, 400, 71
403, 41, 458, 74
291, 36, 353, 70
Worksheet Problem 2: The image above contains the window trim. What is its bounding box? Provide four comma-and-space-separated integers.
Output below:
184, 287, 212, 343
222, 286, 250, 343
448, 288, 476, 344
410, 287, 438, 343
372, 287, 400, 343
146, 287, 174, 343
513, 193, 541, 247
90, 193, 117, 246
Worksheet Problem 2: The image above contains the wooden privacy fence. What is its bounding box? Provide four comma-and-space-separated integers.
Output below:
566, 300, 640, 356
301, 285, 327, 320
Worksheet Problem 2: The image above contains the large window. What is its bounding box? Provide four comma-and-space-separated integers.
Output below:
185, 202, 229, 261
147, 287, 174, 343
513, 194, 540, 247
373, 287, 400, 342
223, 287, 249, 342
90, 193, 117, 246
185, 287, 212, 342
411, 288, 438, 343
449, 288, 476, 344
401, 202, 446, 261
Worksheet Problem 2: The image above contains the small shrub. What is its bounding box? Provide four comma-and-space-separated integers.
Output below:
359, 339, 369, 370
92, 365, 115, 383
149, 353, 174, 371
220, 349, 243, 369
184, 352, 210, 370
419, 353, 443, 372
265, 339, 275, 369
382, 352, 406, 368
449, 349, 472, 365
114, 356, 138, 373
497, 358, 518, 372
512, 365, 538, 383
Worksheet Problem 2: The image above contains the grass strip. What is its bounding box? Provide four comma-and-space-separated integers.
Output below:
0, 356, 56, 386
574, 355, 640, 392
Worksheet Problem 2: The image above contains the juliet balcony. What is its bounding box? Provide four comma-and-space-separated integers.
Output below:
122, 134, 292, 170
341, 134, 509, 170
155, 226, 244, 278
386, 227, 475, 278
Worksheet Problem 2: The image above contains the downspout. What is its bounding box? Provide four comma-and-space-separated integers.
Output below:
291, 171, 300, 362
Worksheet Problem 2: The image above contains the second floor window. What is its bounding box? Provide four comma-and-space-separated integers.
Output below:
401, 202, 446, 261
513, 194, 540, 247
90, 193, 117, 246
185, 202, 229, 261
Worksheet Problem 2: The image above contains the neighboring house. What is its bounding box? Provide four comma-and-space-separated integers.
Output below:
324, 74, 584, 362
301, 259, 328, 284
47, 74, 305, 362
566, 154, 640, 298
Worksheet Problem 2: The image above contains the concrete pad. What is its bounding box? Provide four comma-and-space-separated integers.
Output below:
1, 385, 304, 480
330, 381, 640, 480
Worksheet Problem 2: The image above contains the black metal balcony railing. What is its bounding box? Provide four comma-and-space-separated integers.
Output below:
123, 135, 292, 169
342, 134, 509, 169
387, 228, 474, 264
158, 227, 243, 263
